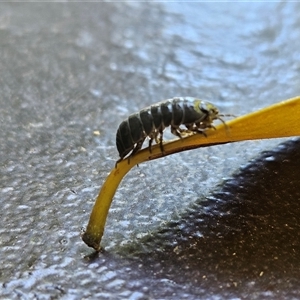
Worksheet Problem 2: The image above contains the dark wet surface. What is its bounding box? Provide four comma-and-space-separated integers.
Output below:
118, 139, 300, 299
1, 3, 300, 299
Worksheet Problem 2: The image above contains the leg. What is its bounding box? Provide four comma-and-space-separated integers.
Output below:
195, 122, 216, 131
193, 122, 216, 137
115, 157, 123, 168
115, 138, 145, 167
171, 126, 183, 139
183, 123, 206, 137
158, 129, 164, 154
148, 138, 153, 153
127, 138, 145, 163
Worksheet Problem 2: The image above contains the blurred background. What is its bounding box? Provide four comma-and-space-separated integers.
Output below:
1, 2, 300, 299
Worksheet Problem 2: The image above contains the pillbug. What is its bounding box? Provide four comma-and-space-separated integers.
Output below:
116, 97, 230, 165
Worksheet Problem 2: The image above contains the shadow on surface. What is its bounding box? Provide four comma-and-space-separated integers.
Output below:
111, 139, 300, 297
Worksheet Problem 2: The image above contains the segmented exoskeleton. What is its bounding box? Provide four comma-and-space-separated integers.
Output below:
116, 97, 229, 164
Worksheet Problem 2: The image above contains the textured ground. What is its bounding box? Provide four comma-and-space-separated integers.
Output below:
1, 3, 300, 299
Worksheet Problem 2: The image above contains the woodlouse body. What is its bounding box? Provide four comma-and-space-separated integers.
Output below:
116, 97, 227, 163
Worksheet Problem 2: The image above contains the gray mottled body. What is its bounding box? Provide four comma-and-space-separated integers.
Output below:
116, 97, 223, 163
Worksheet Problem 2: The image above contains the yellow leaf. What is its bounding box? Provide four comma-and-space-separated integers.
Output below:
82, 95, 300, 251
